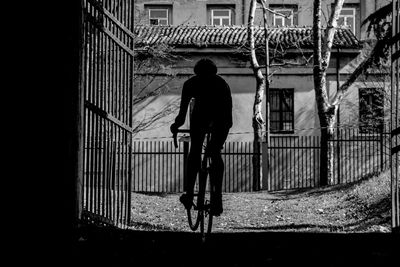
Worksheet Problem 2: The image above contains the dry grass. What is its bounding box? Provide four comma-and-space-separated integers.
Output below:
128, 171, 392, 233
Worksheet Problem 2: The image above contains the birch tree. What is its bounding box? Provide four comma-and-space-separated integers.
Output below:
247, 0, 312, 189
247, 0, 393, 187
313, 0, 393, 185
247, 0, 267, 190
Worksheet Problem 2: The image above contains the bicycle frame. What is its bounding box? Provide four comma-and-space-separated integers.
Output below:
173, 129, 214, 240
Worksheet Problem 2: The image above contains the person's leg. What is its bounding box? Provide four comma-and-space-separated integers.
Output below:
208, 126, 229, 215
180, 128, 206, 208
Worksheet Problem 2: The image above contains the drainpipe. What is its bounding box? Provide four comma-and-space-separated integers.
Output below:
242, 0, 245, 24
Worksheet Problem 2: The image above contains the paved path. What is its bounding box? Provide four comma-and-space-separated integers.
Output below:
73, 225, 398, 267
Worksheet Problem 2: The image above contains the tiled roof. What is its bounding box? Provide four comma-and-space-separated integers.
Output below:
134, 25, 361, 50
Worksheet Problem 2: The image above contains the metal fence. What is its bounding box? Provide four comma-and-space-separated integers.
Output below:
331, 127, 390, 184
132, 141, 185, 193
81, 0, 135, 228
132, 140, 257, 193
265, 127, 390, 191
267, 135, 321, 191
129, 127, 391, 193
391, 0, 400, 231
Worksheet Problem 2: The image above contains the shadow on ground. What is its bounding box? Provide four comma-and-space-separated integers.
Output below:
73, 224, 398, 267
269, 173, 381, 200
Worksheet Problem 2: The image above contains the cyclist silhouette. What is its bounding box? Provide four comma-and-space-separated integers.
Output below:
170, 58, 233, 216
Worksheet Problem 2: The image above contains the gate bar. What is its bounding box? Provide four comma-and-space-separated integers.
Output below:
391, 0, 400, 232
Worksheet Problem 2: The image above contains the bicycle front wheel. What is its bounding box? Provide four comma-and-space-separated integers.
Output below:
204, 197, 213, 234
186, 194, 203, 231
200, 187, 213, 241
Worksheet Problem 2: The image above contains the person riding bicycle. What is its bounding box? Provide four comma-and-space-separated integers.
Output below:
170, 58, 233, 216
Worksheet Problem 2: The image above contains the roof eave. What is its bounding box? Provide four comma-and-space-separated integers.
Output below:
165, 46, 362, 54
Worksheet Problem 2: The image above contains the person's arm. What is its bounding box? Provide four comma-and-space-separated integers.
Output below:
171, 81, 192, 131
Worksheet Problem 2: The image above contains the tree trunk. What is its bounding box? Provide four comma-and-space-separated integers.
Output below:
248, 0, 265, 191
313, 0, 338, 186
318, 103, 339, 185
261, 0, 271, 191
319, 117, 336, 186
252, 135, 262, 191
320, 132, 331, 186
311, 0, 390, 187
252, 81, 265, 190
250, 67, 265, 191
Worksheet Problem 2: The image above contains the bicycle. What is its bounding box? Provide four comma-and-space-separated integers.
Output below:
173, 128, 214, 241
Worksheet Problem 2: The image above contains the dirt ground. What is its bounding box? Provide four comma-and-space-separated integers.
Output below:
128, 172, 392, 233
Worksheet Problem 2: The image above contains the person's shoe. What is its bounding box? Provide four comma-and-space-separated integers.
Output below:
210, 195, 223, 216
179, 193, 193, 210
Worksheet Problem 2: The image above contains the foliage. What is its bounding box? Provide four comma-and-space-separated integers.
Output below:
362, 3, 393, 66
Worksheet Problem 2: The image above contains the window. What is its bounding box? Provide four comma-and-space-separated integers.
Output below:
270, 4, 298, 27
270, 89, 294, 133
145, 5, 172, 25
208, 5, 235, 26
331, 3, 360, 37
359, 88, 384, 133
338, 8, 356, 33
149, 9, 168, 25
254, 4, 298, 26
211, 9, 231, 25
273, 9, 294, 26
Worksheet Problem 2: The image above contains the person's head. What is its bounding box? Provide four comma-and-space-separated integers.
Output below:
194, 58, 217, 76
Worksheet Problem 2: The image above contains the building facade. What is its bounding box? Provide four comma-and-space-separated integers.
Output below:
135, 0, 390, 39
132, 1, 391, 142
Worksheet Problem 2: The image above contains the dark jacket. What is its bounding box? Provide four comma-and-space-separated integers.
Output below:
174, 74, 233, 130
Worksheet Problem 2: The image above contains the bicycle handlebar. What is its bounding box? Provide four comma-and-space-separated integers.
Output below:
173, 129, 190, 149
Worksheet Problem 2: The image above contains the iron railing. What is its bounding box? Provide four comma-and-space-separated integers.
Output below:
81, 0, 134, 228
131, 140, 258, 193
127, 127, 391, 193
391, 0, 400, 231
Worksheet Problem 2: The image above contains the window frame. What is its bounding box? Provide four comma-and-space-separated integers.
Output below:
145, 5, 172, 26
273, 8, 294, 27
207, 5, 236, 26
269, 88, 295, 134
338, 7, 356, 34
267, 4, 298, 27
211, 9, 232, 26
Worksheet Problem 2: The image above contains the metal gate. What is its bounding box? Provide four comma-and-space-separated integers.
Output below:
81, 0, 134, 228
391, 0, 400, 232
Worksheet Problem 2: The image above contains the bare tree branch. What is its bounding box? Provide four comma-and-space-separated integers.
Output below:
132, 100, 180, 136
261, 6, 292, 19
332, 39, 386, 106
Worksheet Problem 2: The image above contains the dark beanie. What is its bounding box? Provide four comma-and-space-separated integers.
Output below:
194, 58, 217, 75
